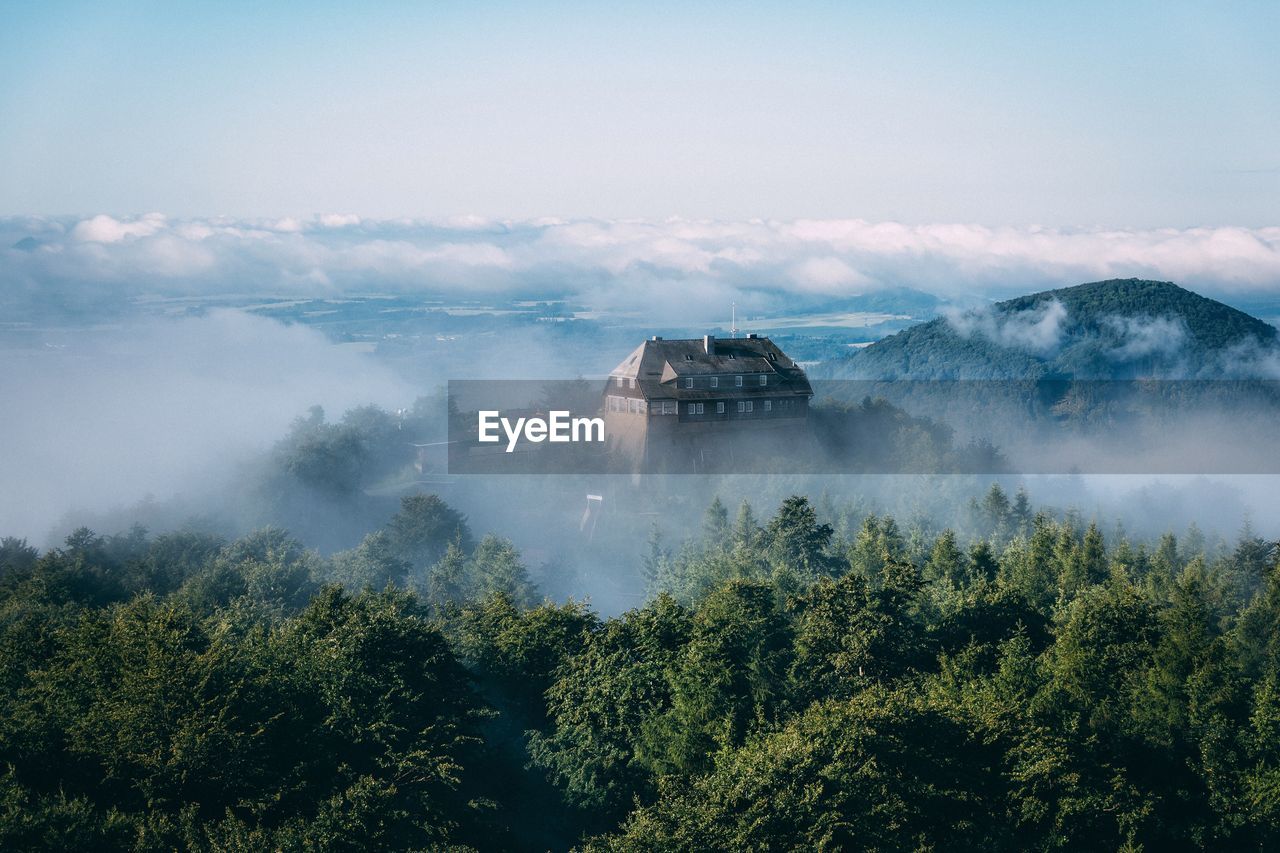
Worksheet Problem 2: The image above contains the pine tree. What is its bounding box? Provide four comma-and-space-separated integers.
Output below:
732, 500, 760, 551
1011, 486, 1033, 536
702, 497, 729, 546
968, 539, 999, 584
982, 484, 1011, 538
1081, 522, 1107, 586
641, 523, 667, 596
925, 529, 966, 590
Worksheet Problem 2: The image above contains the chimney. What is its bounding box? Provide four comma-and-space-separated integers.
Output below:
651, 335, 662, 341
747, 333, 758, 339
703, 334, 715, 355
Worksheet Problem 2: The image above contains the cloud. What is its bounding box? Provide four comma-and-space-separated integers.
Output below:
70, 212, 168, 243
318, 213, 362, 228
1103, 315, 1188, 361
4, 215, 1280, 319
789, 256, 868, 292
946, 299, 1069, 356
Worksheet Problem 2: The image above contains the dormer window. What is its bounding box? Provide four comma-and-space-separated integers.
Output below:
710, 376, 718, 388
735, 375, 743, 387
758, 375, 767, 386
684, 377, 693, 388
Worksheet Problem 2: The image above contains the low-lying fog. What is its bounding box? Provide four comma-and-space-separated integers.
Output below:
3, 213, 1279, 573
0, 310, 412, 543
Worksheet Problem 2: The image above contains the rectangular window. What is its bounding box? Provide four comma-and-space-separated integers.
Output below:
615, 376, 623, 387
737, 401, 745, 413
684, 377, 693, 389
759, 375, 767, 386
664, 401, 673, 414
735, 375, 743, 387
716, 401, 725, 414
696, 403, 705, 414
763, 400, 772, 412
746, 401, 754, 412
629, 377, 636, 389
710, 376, 718, 388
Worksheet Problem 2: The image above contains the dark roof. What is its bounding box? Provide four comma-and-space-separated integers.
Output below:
608, 336, 813, 401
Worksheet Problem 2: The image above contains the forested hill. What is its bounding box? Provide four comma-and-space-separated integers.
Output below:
824, 279, 1279, 379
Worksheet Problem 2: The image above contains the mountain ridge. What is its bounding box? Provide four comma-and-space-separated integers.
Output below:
823, 279, 1278, 380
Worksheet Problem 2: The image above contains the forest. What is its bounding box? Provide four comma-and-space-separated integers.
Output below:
825, 279, 1280, 381
2, 481, 1279, 851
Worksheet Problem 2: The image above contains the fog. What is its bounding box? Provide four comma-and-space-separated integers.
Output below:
0, 310, 412, 544
3, 215, 1279, 608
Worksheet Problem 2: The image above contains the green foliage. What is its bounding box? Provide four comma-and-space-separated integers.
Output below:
527, 595, 691, 825
2, 488, 1278, 850
834, 278, 1280, 380
592, 687, 1010, 852
387, 493, 474, 571
0, 586, 486, 850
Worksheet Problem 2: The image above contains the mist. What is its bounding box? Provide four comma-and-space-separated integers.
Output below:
0, 310, 412, 544
4, 216, 1280, 610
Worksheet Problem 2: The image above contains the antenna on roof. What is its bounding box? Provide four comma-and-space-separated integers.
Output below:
731, 301, 738, 338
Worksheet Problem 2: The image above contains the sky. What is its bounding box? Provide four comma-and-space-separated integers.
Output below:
2, 0, 1278, 226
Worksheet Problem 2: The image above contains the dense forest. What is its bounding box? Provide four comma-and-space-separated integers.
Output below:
3, 483, 1279, 850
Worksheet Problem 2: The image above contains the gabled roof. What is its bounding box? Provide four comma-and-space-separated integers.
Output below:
608, 335, 813, 400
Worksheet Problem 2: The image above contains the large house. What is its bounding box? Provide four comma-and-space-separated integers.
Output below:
602, 334, 814, 470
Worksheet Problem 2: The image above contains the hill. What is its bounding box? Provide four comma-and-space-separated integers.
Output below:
823, 279, 1279, 380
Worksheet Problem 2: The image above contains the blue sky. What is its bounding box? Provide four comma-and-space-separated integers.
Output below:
1, 1, 1277, 225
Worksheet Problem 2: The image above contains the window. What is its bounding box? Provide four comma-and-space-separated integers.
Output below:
763, 400, 772, 412
615, 376, 624, 387
688, 402, 696, 415
629, 398, 638, 413
629, 377, 635, 389
737, 401, 745, 413
684, 377, 693, 389
735, 375, 743, 387
727, 353, 735, 360
697, 403, 705, 414
716, 401, 725, 414
664, 401, 674, 414
746, 401, 754, 412
759, 374, 767, 386
710, 376, 718, 388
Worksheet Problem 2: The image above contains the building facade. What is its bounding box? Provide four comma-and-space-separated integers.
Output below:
602, 334, 814, 470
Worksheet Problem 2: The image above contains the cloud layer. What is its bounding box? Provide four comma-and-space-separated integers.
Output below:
4, 215, 1280, 320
